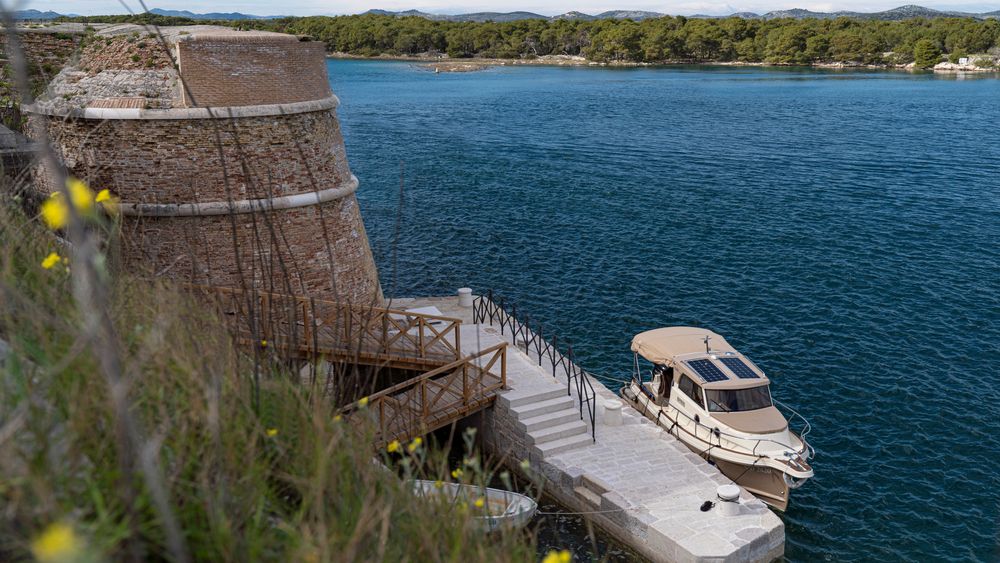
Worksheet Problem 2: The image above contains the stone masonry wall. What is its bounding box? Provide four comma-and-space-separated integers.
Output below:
35, 109, 382, 303
177, 37, 330, 107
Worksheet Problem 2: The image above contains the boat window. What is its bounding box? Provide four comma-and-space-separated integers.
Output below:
678, 374, 705, 409
705, 385, 772, 413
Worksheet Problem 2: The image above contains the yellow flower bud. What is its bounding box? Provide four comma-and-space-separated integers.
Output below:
41, 252, 61, 270
31, 522, 81, 563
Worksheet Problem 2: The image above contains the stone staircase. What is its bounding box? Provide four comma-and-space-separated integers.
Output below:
505, 387, 592, 458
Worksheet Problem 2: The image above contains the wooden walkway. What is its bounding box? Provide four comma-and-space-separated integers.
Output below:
199, 286, 464, 371
343, 343, 507, 447
194, 286, 507, 443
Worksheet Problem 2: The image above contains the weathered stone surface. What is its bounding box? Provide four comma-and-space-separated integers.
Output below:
28, 27, 383, 303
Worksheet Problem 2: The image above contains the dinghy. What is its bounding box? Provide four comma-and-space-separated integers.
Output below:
411, 480, 537, 532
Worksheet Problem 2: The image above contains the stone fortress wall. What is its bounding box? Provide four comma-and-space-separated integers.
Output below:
29, 25, 383, 303
177, 35, 330, 107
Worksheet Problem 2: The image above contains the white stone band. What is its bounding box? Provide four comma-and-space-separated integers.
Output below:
26, 95, 340, 120
118, 175, 358, 217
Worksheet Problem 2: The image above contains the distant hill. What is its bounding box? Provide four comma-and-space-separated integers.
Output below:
147, 8, 286, 20
369, 5, 1000, 22
27, 5, 1000, 23
363, 9, 548, 22
15, 9, 77, 20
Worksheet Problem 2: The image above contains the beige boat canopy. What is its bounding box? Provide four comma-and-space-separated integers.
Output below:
632, 327, 771, 389
631, 327, 737, 364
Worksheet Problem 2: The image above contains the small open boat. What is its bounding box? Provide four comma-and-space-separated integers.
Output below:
411, 480, 537, 532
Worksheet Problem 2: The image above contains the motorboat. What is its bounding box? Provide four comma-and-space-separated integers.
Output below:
411, 480, 537, 532
620, 327, 814, 511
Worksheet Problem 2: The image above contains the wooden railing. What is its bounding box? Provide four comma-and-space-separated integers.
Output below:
342, 343, 508, 447
194, 286, 463, 369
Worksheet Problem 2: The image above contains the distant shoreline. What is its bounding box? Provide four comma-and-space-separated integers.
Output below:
326, 52, 1000, 74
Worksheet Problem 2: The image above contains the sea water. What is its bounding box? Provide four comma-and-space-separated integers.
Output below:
329, 60, 1000, 561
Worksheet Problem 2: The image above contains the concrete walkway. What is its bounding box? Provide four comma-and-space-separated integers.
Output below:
392, 295, 784, 562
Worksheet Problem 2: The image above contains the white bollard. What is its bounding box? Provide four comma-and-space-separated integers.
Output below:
716, 484, 741, 516
457, 287, 473, 308
604, 399, 623, 427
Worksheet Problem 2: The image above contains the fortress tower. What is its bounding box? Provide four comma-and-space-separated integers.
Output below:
28, 25, 382, 303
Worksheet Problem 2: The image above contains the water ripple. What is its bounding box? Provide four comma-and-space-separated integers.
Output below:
331, 61, 1000, 562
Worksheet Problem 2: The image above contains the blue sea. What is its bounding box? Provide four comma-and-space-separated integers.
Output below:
328, 60, 1000, 561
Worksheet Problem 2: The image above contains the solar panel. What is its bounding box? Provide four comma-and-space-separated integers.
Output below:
686, 359, 729, 383
719, 357, 760, 379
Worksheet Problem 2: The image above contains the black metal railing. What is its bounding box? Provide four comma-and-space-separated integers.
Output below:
473, 290, 596, 442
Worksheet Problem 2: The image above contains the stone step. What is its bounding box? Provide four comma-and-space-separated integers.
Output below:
529, 419, 588, 445
574, 486, 602, 507
581, 474, 611, 496
504, 386, 566, 408
513, 395, 575, 420
533, 432, 593, 458
520, 409, 581, 432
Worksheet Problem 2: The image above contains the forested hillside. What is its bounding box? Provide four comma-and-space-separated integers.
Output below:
62, 13, 1000, 66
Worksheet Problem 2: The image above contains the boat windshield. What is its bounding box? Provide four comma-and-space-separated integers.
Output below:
705, 385, 772, 413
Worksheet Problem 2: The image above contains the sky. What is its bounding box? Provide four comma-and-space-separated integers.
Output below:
29, 0, 1000, 17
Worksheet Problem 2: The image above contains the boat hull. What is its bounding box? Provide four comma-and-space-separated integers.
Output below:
711, 458, 789, 512
620, 383, 807, 512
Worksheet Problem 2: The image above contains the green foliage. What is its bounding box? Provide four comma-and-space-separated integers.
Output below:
56, 13, 1000, 64
914, 38, 942, 68
948, 47, 966, 62
0, 205, 536, 562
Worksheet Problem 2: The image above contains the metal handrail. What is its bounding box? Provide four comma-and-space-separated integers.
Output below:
622, 380, 811, 460
473, 290, 596, 442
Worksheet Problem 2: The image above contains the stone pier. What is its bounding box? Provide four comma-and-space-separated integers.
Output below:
392, 295, 784, 563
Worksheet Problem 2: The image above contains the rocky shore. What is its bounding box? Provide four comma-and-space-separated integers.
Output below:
328, 51, 1000, 73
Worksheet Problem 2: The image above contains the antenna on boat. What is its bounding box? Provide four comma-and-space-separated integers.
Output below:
704, 335, 711, 353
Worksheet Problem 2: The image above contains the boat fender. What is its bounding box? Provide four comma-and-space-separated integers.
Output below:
694, 414, 700, 424
699, 501, 715, 512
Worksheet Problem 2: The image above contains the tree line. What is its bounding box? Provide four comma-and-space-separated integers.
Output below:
62, 13, 1000, 67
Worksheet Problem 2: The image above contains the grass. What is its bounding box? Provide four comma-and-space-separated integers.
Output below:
0, 201, 538, 562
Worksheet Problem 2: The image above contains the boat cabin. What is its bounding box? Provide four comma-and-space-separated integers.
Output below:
631, 327, 788, 434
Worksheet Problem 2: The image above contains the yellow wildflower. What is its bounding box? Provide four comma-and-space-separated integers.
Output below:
41, 252, 61, 270
66, 178, 94, 212
40, 194, 68, 230
474, 497, 485, 509
451, 468, 463, 479
386, 440, 400, 453
434, 480, 443, 489
358, 396, 369, 408
31, 522, 81, 563
95, 189, 111, 203
260, 339, 268, 348
266, 428, 278, 438
333, 414, 342, 422
407, 437, 422, 453
541, 549, 573, 563
520, 459, 531, 471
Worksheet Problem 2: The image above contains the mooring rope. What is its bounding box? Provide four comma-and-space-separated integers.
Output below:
536, 507, 634, 516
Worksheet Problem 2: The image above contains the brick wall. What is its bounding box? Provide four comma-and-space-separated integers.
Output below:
177, 37, 330, 107
33, 108, 382, 303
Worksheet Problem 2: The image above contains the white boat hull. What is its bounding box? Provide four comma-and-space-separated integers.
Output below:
411, 480, 537, 532
621, 382, 812, 512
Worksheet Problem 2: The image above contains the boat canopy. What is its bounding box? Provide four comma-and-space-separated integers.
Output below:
631, 327, 736, 364
632, 327, 771, 389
